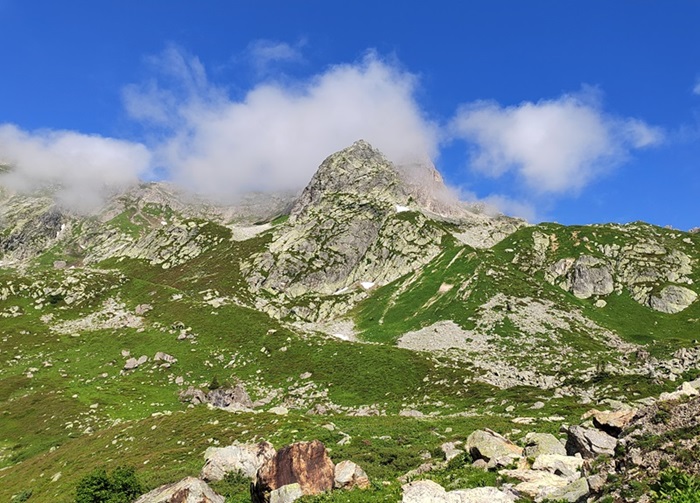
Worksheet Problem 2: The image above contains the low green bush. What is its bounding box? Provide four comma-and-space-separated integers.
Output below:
653, 468, 700, 503
75, 466, 143, 503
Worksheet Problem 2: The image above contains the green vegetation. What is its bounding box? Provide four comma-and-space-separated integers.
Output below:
74, 466, 143, 503
1, 191, 699, 502
653, 469, 700, 503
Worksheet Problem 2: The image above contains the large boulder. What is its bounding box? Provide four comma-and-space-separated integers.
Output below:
541, 477, 589, 503
252, 440, 335, 503
402, 480, 449, 503
201, 441, 275, 481
647, 285, 697, 313
333, 460, 370, 489
207, 384, 253, 410
523, 433, 566, 458
449, 486, 516, 502
133, 477, 224, 503
565, 426, 617, 458
587, 409, 637, 437
569, 256, 614, 299
531, 454, 584, 481
499, 469, 569, 500
466, 429, 522, 466
401, 480, 515, 503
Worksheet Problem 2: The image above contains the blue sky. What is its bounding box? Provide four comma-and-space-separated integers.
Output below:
1, 1, 699, 228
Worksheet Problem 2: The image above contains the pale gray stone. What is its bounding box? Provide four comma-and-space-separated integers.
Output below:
201, 441, 275, 481
524, 433, 567, 458
565, 426, 617, 458
134, 476, 224, 503
269, 483, 304, 503
466, 429, 522, 462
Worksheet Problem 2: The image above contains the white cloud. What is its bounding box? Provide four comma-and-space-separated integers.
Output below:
0, 124, 151, 212
247, 39, 305, 74
127, 49, 439, 199
451, 92, 663, 194
694, 79, 700, 95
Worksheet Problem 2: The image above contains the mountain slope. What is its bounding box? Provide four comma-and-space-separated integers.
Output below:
0, 141, 698, 502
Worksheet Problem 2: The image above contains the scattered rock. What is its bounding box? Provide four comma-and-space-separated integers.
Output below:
179, 386, 208, 404
531, 454, 584, 481
586, 473, 607, 493
134, 476, 224, 503
252, 440, 334, 503
208, 384, 253, 410
659, 381, 700, 402
135, 303, 153, 315
466, 429, 522, 467
450, 486, 516, 502
499, 469, 569, 500
123, 355, 148, 370
523, 432, 566, 458
154, 352, 177, 364
586, 408, 637, 437
471, 459, 488, 470
542, 477, 589, 503
441, 441, 464, 462
269, 483, 304, 503
269, 406, 289, 416
569, 256, 614, 299
401, 479, 448, 502
334, 460, 370, 490
565, 426, 617, 459
201, 441, 276, 481
399, 409, 425, 417
647, 285, 697, 314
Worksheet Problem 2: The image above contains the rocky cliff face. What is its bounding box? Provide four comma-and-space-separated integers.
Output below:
245, 141, 524, 313
514, 223, 699, 313
246, 141, 449, 300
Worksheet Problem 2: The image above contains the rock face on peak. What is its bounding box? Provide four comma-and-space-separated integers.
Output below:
245, 141, 452, 311
243, 140, 527, 320
289, 140, 407, 221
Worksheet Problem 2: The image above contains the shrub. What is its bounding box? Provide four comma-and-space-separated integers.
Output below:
653, 468, 700, 503
75, 466, 143, 503
13, 489, 32, 502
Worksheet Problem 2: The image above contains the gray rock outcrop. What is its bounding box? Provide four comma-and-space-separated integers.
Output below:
523, 433, 566, 458
133, 476, 224, 503
565, 426, 617, 458
333, 460, 370, 490
647, 285, 698, 314
569, 256, 614, 299
201, 441, 276, 481
401, 480, 515, 503
466, 429, 522, 467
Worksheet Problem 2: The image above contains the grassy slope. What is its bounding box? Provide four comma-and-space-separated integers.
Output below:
0, 218, 697, 501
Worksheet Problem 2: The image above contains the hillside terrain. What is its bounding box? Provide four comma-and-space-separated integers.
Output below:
0, 141, 698, 502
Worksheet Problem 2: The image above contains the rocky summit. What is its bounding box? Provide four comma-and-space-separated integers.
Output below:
0, 141, 699, 502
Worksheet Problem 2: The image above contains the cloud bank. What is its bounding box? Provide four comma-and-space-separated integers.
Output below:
124, 48, 438, 200
0, 45, 666, 221
0, 124, 151, 212
451, 92, 662, 194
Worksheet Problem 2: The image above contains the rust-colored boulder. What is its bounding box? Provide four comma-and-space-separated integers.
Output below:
252, 440, 335, 503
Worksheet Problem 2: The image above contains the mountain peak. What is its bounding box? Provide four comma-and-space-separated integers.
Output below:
290, 140, 405, 220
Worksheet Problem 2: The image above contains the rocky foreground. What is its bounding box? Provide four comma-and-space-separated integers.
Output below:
133, 378, 700, 503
